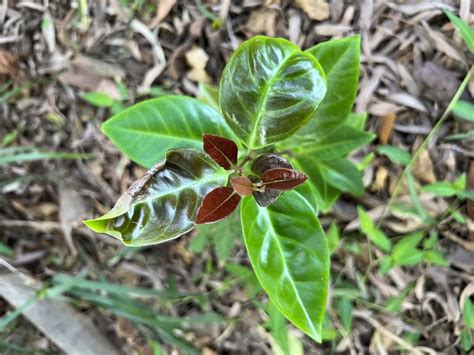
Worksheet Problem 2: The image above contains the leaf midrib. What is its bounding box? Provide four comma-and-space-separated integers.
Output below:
142, 169, 230, 205
247, 49, 297, 149
260, 206, 319, 337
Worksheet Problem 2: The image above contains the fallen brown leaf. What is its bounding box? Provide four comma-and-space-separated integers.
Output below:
185, 46, 212, 84
0, 49, 16, 75
371, 165, 389, 192
412, 148, 436, 184
150, 0, 176, 28
378, 112, 396, 144
246, 8, 278, 36
58, 180, 87, 256
294, 0, 330, 21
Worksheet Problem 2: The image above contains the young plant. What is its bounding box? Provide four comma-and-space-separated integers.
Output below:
84, 35, 371, 342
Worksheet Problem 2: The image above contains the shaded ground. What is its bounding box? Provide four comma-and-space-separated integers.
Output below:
1, 0, 473, 354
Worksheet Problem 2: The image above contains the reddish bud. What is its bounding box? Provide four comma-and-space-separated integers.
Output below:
203, 134, 238, 170
230, 176, 254, 196
195, 187, 241, 224
261, 168, 307, 190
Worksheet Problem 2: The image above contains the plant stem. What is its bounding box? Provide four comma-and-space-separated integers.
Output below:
377, 67, 473, 227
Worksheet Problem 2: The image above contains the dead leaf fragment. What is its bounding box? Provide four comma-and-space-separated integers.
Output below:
0, 49, 16, 75
246, 9, 278, 36
412, 148, 436, 184
150, 0, 176, 28
59, 181, 87, 256
378, 112, 396, 144
185, 46, 212, 84
294, 0, 330, 21
371, 166, 389, 192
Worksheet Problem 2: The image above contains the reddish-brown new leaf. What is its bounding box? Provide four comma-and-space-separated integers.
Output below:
230, 176, 254, 196
195, 186, 241, 224
203, 134, 238, 170
261, 168, 307, 191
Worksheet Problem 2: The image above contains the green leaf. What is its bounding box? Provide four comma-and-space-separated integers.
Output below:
445, 10, 474, 54
327, 221, 340, 254
219, 36, 327, 149
453, 100, 474, 121
337, 298, 353, 332
296, 35, 360, 140
379, 256, 393, 274
376, 145, 412, 166
422, 182, 458, 197
317, 158, 364, 195
84, 149, 230, 246
195, 212, 241, 262
80, 91, 115, 107
241, 191, 329, 342
225, 263, 262, 298
0, 242, 13, 256
197, 83, 219, 111
423, 250, 449, 266
460, 328, 473, 352
423, 231, 438, 249
291, 157, 340, 212
385, 285, 413, 313
0, 150, 90, 165
345, 112, 368, 130
392, 233, 424, 263
102, 96, 235, 168
267, 300, 289, 354
463, 298, 474, 329
294, 126, 375, 160
357, 206, 392, 252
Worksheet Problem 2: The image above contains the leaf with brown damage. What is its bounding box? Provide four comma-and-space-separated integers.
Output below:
84, 149, 229, 246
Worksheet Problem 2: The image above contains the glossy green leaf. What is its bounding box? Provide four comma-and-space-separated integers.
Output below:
219, 36, 327, 149
295, 35, 360, 140
102, 96, 234, 168
84, 149, 230, 246
293, 126, 375, 160
241, 191, 329, 342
